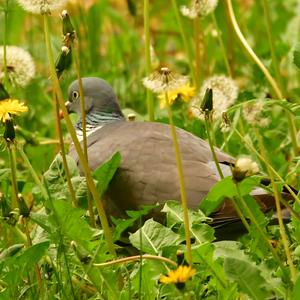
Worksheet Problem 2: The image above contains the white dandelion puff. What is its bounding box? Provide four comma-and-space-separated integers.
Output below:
181, 0, 219, 19
143, 67, 188, 94
16, 0, 68, 14
242, 100, 270, 127
0, 46, 35, 87
190, 75, 238, 119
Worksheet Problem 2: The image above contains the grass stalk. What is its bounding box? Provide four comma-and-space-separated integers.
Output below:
144, 0, 155, 121
254, 129, 296, 282
74, 44, 95, 226
43, 15, 116, 257
193, 17, 201, 89
234, 183, 289, 278
233, 128, 300, 210
165, 93, 192, 265
262, 0, 284, 94
2, 0, 9, 86
171, 0, 196, 84
224, 0, 298, 156
54, 96, 78, 207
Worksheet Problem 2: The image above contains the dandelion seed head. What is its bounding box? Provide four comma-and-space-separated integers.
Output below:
0, 46, 35, 87
143, 67, 188, 94
181, 0, 218, 19
235, 157, 259, 176
16, 0, 68, 14
190, 75, 238, 119
243, 100, 270, 127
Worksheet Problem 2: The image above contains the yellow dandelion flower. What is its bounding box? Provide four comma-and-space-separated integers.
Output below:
158, 83, 196, 108
159, 265, 196, 288
0, 99, 28, 122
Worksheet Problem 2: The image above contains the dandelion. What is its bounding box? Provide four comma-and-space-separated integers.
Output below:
190, 75, 238, 120
160, 265, 196, 289
181, 0, 218, 19
158, 83, 195, 108
232, 157, 259, 181
16, 0, 68, 14
0, 99, 28, 123
143, 67, 188, 94
0, 46, 35, 87
242, 100, 270, 127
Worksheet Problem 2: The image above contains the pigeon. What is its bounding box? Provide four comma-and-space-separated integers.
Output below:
66, 77, 285, 231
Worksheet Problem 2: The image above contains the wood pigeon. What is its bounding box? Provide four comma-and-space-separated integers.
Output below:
66, 77, 284, 229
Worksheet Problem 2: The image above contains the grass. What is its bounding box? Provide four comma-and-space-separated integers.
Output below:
0, 0, 300, 299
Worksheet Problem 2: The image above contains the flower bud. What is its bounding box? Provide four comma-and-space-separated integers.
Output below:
232, 157, 259, 182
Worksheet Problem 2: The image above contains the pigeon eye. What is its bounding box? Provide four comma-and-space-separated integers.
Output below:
72, 91, 79, 101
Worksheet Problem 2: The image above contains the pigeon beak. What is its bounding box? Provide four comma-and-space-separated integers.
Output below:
65, 101, 71, 113
59, 101, 71, 119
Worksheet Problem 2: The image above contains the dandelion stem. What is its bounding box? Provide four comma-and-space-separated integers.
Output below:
165, 93, 192, 265
211, 13, 232, 78
204, 116, 224, 179
234, 183, 289, 278
8, 143, 18, 208
233, 128, 300, 211
254, 128, 297, 282
144, 0, 155, 121
224, 0, 298, 156
43, 15, 116, 257
93, 254, 177, 268
17, 145, 49, 201
171, 0, 196, 84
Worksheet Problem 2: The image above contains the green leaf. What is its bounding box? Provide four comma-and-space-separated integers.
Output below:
129, 219, 181, 254
199, 176, 260, 216
43, 154, 79, 201
51, 199, 93, 250
292, 275, 300, 300
191, 223, 215, 244
93, 152, 121, 196
162, 200, 208, 228
224, 257, 270, 300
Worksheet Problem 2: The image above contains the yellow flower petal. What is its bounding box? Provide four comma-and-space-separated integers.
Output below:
0, 99, 28, 123
158, 83, 195, 108
159, 265, 196, 285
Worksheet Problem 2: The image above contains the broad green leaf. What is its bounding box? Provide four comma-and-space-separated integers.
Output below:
112, 204, 157, 241
0, 244, 24, 262
199, 176, 260, 216
93, 151, 121, 196
224, 257, 270, 300
129, 219, 181, 254
51, 199, 93, 249
43, 154, 79, 201
191, 223, 215, 244
162, 200, 209, 228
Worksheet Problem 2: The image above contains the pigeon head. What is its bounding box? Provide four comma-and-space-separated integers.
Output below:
66, 77, 124, 119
